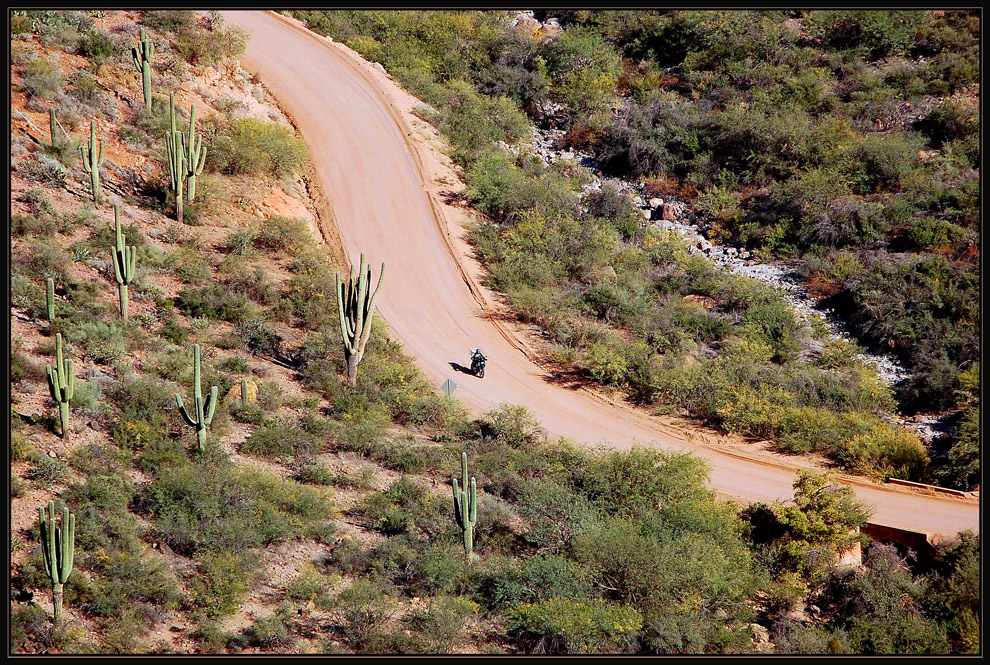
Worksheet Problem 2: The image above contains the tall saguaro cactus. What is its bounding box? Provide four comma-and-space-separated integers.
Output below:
131, 28, 154, 112
111, 205, 137, 319
80, 120, 104, 203
39, 501, 75, 622
175, 344, 218, 450
46, 276, 55, 322
165, 96, 187, 224
46, 333, 74, 438
49, 108, 58, 148
452, 452, 479, 562
185, 104, 206, 202
336, 253, 385, 387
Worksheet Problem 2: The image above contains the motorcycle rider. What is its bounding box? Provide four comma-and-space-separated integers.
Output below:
470, 348, 487, 378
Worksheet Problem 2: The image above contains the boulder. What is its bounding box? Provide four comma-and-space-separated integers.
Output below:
750, 623, 771, 645
662, 203, 677, 221
649, 197, 663, 209
224, 379, 259, 406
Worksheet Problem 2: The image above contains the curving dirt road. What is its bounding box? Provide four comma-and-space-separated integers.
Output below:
221, 11, 978, 537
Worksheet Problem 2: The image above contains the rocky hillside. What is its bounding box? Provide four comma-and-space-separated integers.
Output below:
9, 10, 979, 655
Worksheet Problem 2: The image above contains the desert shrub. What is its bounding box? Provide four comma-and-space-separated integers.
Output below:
823, 544, 949, 654
838, 424, 928, 481
234, 318, 282, 357
190, 552, 255, 617
915, 99, 978, 149
254, 216, 310, 253
210, 118, 308, 179
508, 598, 642, 654
84, 549, 183, 622
405, 596, 477, 654
517, 478, 597, 551
746, 470, 870, 578
174, 23, 248, 67
480, 555, 595, 610
78, 29, 117, 64
19, 154, 68, 188
164, 248, 212, 284
20, 58, 63, 98
141, 10, 194, 33
242, 420, 323, 459
26, 453, 70, 487
245, 605, 294, 649
933, 404, 979, 491
361, 475, 433, 536
336, 578, 397, 647
144, 460, 332, 556
177, 284, 252, 322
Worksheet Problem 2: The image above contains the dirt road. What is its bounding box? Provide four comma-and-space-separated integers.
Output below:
221, 11, 978, 537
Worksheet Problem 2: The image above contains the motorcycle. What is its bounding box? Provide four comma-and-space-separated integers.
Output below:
470, 348, 486, 378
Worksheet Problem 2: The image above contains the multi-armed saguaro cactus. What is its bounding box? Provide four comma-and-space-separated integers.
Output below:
39, 501, 75, 622
80, 120, 104, 203
336, 253, 385, 387
46, 276, 55, 322
185, 104, 206, 202
111, 205, 137, 319
46, 333, 74, 438
175, 344, 218, 450
452, 452, 479, 562
49, 108, 59, 149
131, 28, 154, 112
165, 94, 187, 224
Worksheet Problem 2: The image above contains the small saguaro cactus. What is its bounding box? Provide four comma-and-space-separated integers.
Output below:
80, 120, 104, 203
185, 104, 207, 202
452, 452, 479, 562
175, 344, 218, 450
49, 108, 58, 148
240, 378, 249, 407
46, 333, 74, 438
336, 253, 385, 387
46, 276, 55, 322
111, 205, 137, 319
131, 27, 154, 112
39, 501, 75, 622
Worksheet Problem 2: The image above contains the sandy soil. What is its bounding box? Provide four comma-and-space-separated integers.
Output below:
219, 11, 978, 537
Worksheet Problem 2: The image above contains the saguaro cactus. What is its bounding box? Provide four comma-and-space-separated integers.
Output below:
80, 120, 104, 203
46, 333, 74, 438
46, 277, 55, 322
336, 253, 385, 387
49, 108, 58, 148
240, 378, 249, 407
452, 452, 479, 561
175, 344, 218, 450
111, 205, 137, 319
131, 28, 154, 111
39, 501, 75, 622
185, 104, 206, 202
165, 98, 187, 224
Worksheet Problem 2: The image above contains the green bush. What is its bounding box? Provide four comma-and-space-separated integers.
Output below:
508, 598, 642, 654
79, 29, 117, 64
210, 118, 309, 179
177, 284, 252, 322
